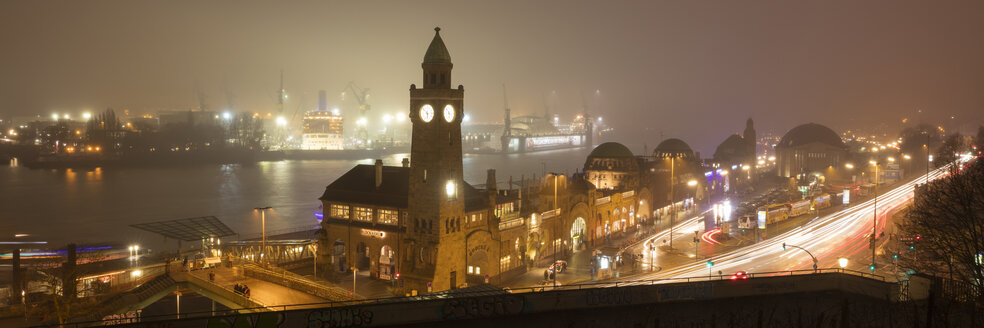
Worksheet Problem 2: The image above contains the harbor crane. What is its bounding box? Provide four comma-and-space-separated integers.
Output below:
342, 82, 371, 145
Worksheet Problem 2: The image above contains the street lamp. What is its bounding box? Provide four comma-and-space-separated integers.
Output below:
838, 257, 849, 269
867, 160, 880, 272
254, 207, 273, 263
782, 242, 819, 273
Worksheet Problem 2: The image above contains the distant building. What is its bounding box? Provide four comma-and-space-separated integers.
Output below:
712, 118, 758, 186
584, 142, 639, 190
775, 123, 848, 178
301, 110, 344, 150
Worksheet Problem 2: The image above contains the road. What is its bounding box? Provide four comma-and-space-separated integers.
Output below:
626, 163, 956, 284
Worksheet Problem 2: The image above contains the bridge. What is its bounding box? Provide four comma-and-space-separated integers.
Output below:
65, 268, 974, 327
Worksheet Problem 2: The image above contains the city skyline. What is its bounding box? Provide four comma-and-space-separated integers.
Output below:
3, 1, 984, 152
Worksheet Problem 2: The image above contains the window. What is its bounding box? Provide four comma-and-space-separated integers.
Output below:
471, 214, 476, 222
354, 207, 373, 222
379, 209, 398, 225
500, 256, 511, 270
468, 265, 481, 275
330, 204, 349, 219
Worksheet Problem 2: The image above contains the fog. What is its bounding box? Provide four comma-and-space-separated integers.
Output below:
2, 0, 983, 152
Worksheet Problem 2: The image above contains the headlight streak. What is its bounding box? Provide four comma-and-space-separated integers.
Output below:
610, 162, 962, 287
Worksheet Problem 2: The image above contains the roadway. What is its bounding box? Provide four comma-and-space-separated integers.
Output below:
629, 163, 955, 283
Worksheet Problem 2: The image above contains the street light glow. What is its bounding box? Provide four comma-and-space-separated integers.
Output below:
845, 163, 854, 169
838, 257, 848, 268
276, 116, 287, 126
687, 180, 697, 187
82, 112, 92, 120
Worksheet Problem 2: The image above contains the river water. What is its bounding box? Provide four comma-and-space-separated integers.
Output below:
0, 148, 593, 251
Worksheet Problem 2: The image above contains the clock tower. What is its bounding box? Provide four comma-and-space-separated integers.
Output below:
405, 27, 467, 291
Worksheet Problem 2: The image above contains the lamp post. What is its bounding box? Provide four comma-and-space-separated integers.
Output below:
838, 257, 848, 269
254, 207, 272, 263
351, 267, 358, 297
782, 242, 819, 273
868, 161, 880, 272
546, 172, 562, 288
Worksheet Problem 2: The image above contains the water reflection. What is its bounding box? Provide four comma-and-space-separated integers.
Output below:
1, 148, 591, 250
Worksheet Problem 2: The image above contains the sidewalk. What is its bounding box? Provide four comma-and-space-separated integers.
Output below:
191, 265, 325, 307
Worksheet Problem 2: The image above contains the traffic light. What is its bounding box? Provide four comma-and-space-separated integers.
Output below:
909, 245, 915, 250
706, 260, 713, 268
782, 242, 786, 251
893, 253, 899, 259
869, 264, 876, 271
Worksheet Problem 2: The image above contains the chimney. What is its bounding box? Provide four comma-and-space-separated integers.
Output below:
402, 158, 410, 168
486, 169, 497, 191
375, 159, 383, 188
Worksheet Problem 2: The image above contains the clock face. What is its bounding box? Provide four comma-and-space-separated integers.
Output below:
419, 105, 434, 122
443, 105, 455, 122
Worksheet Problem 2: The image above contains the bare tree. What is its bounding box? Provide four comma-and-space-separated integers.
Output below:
899, 159, 984, 300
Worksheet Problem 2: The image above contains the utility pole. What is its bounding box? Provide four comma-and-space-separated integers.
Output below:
669, 156, 675, 250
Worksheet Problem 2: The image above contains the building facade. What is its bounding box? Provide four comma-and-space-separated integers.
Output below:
775, 123, 848, 178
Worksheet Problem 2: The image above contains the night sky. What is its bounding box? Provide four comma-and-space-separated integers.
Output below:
2, 0, 983, 152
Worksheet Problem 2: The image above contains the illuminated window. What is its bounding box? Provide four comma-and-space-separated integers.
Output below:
500, 256, 511, 270
379, 209, 398, 225
354, 207, 373, 222
446, 180, 456, 200
330, 204, 350, 219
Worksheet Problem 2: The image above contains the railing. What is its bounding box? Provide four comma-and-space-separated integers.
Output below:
65, 266, 892, 327
243, 263, 354, 301
237, 224, 321, 241
182, 270, 269, 310
498, 218, 524, 230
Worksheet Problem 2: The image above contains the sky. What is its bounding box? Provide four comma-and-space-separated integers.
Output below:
2, 0, 983, 153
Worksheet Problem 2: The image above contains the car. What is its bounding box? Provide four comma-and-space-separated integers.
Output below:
548, 260, 568, 273
730, 271, 749, 280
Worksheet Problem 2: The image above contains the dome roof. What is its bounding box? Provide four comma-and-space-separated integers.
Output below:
713, 134, 744, 161
588, 142, 634, 159
778, 123, 844, 148
654, 138, 693, 156
423, 27, 452, 64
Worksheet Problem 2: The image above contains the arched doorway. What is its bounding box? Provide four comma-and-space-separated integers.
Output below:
332, 239, 346, 272
527, 232, 541, 264
612, 208, 622, 233
571, 217, 586, 251
379, 245, 394, 280
356, 242, 369, 270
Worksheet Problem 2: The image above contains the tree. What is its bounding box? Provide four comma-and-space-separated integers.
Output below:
934, 133, 966, 169
975, 126, 983, 153
899, 159, 984, 300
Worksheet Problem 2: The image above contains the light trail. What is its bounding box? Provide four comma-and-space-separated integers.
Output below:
625, 162, 961, 284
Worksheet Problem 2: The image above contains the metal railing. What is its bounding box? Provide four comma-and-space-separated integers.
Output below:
243, 263, 354, 301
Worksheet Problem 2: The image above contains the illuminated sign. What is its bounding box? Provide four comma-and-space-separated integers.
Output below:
361, 229, 386, 238
757, 210, 766, 229
842, 189, 850, 205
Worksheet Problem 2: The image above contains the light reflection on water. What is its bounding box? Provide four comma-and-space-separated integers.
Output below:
0, 149, 590, 250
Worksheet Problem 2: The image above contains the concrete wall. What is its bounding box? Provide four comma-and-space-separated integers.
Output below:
105, 272, 977, 328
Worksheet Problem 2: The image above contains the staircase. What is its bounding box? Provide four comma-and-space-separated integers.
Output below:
80, 274, 177, 322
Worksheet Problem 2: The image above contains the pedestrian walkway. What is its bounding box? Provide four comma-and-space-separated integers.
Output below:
190, 265, 326, 308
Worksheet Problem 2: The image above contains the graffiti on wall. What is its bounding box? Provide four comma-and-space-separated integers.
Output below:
441, 294, 525, 320
657, 282, 712, 301
585, 288, 632, 306
306, 308, 374, 327
206, 312, 285, 328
